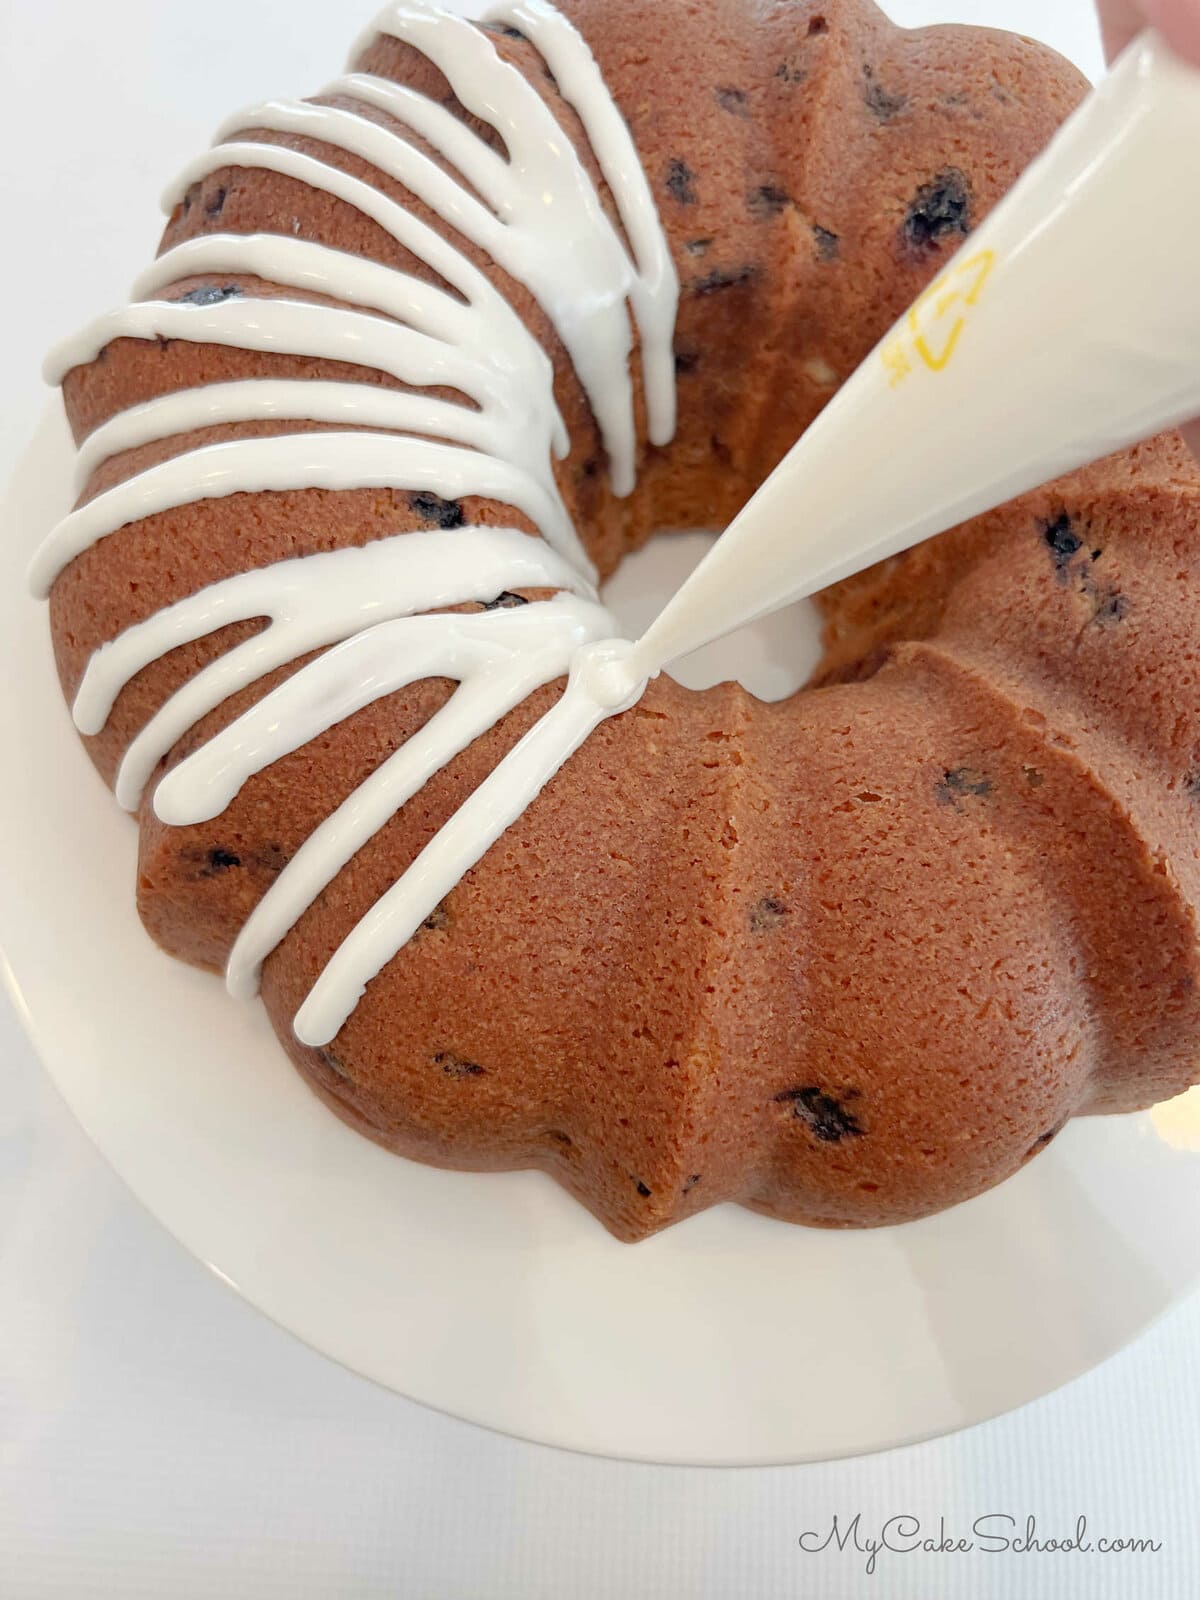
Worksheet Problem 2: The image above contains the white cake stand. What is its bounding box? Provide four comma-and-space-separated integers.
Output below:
5, 404, 1200, 1464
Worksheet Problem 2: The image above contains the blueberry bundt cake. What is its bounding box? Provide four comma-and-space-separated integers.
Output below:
33, 0, 1200, 1241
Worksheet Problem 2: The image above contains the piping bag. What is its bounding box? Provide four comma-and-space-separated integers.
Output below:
622, 29, 1200, 686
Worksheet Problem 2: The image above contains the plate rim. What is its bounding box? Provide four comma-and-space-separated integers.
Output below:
7, 401, 1200, 1467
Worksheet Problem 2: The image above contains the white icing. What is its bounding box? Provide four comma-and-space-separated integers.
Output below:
31, 431, 579, 599
133, 232, 570, 460
49, 293, 564, 504
71, 377, 535, 495
33, 0, 677, 1046
346, 0, 678, 468
476, 2, 678, 448
292, 632, 647, 1046
74, 526, 590, 810
165, 0, 678, 495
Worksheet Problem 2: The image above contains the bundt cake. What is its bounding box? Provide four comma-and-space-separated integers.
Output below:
33, 0, 1200, 1242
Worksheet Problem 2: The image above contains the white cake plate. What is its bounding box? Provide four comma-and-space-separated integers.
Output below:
5, 403, 1200, 1466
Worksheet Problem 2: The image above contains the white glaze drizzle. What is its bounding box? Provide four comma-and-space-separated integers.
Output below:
31, 0, 675, 1047
291, 636, 645, 1046
156, 20, 673, 495
31, 431, 578, 599
74, 526, 591, 810
47, 294, 566, 513
70, 377, 527, 496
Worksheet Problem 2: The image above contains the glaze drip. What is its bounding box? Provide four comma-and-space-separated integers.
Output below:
31, 0, 676, 1046
74, 526, 592, 812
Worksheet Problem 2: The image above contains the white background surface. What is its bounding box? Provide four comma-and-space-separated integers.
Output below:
2, 0, 1199, 1594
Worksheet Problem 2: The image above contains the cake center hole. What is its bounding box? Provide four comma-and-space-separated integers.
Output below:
601, 529, 824, 701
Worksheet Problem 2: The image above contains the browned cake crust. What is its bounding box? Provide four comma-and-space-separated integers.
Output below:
46, 0, 1200, 1240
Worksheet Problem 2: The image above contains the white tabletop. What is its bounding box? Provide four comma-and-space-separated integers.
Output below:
3, 2, 1199, 1595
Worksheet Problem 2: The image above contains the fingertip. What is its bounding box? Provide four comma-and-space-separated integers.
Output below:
1143, 0, 1200, 66
1099, 0, 1148, 63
